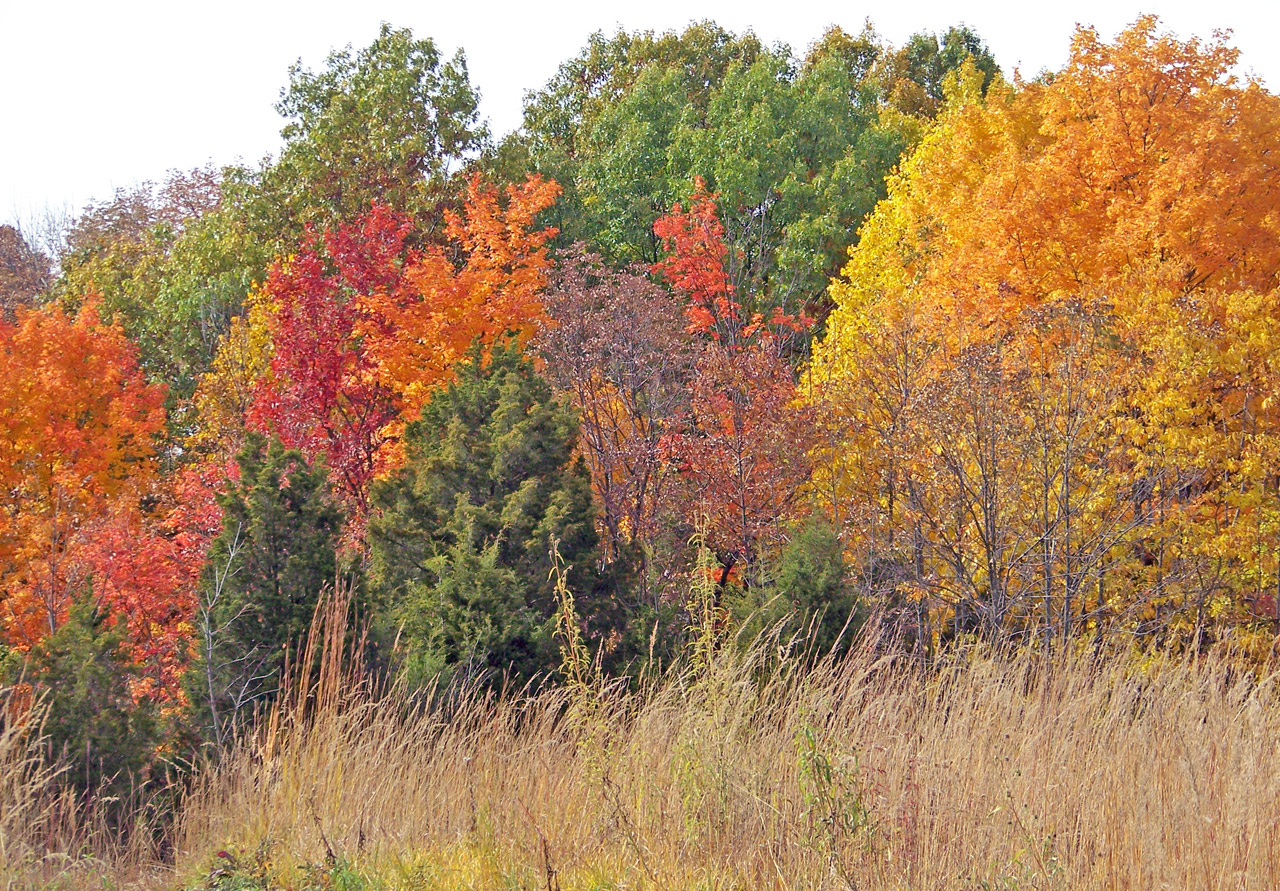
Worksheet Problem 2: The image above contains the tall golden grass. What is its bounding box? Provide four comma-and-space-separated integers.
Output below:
0, 691, 64, 879
0, 689, 164, 889
164, 584, 1280, 891
5, 577, 1280, 889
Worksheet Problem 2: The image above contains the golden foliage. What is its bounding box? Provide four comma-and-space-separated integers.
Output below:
808, 17, 1280, 640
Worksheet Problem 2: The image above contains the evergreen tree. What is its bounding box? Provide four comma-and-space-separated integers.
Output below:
369, 339, 603, 689
12, 596, 160, 806
770, 518, 861, 656
724, 517, 861, 658
186, 433, 343, 743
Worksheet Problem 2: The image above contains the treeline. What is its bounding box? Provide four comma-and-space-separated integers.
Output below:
1, 15, 1278, 810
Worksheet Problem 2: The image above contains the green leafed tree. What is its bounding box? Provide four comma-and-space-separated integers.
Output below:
874, 25, 1001, 118
500, 20, 1000, 325
769, 518, 861, 656
51, 167, 236, 401
368, 339, 604, 690
259, 23, 485, 235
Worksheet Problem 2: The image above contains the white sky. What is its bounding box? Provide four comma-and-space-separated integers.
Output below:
2, 1, 1276, 226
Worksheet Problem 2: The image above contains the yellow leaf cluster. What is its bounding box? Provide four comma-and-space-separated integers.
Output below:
807, 17, 1280, 640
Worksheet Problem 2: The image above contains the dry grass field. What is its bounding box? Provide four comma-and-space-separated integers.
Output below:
5, 594, 1280, 890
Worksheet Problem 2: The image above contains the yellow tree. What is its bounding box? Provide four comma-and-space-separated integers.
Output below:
807, 18, 1280, 644
190, 283, 276, 458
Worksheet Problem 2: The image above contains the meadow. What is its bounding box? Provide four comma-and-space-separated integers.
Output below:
5, 587, 1279, 891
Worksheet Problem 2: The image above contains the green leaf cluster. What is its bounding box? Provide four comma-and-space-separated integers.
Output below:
368, 340, 603, 690
262, 22, 485, 233
501, 21, 998, 320
187, 434, 344, 739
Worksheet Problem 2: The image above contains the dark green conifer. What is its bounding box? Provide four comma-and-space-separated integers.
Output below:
369, 339, 602, 689
186, 433, 343, 742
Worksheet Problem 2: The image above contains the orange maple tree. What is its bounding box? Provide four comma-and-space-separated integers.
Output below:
807, 18, 1280, 642
358, 173, 561, 422
651, 179, 739, 341
74, 501, 198, 701
0, 298, 169, 658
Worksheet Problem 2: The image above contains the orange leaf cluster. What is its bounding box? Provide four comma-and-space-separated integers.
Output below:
359, 174, 561, 421
0, 298, 182, 690
808, 17, 1280, 639
653, 178, 810, 349
652, 178, 739, 340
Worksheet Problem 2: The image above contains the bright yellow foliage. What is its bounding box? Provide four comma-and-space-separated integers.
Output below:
189, 282, 277, 456
807, 17, 1280, 643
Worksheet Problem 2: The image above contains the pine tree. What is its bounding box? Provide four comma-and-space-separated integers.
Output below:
368, 339, 603, 689
16, 596, 160, 807
186, 433, 343, 742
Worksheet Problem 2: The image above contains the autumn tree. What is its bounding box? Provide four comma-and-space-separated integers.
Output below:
0, 298, 167, 649
664, 344, 816, 583
653, 186, 815, 581
1014, 302, 1143, 644
247, 206, 410, 525
0, 224, 51, 322
189, 284, 276, 459
357, 173, 561, 421
194, 172, 559, 545
807, 17, 1280, 646
74, 501, 200, 701
536, 246, 693, 585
